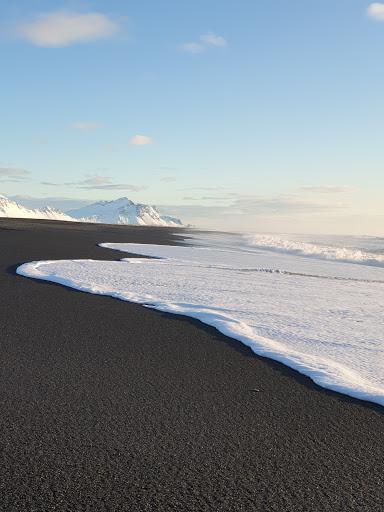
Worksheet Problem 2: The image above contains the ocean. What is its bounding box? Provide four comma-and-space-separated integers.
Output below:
17, 230, 384, 406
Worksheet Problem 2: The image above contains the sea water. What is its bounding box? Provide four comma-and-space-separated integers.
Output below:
17, 231, 384, 406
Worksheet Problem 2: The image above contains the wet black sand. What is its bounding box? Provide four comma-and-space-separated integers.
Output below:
1, 218, 384, 511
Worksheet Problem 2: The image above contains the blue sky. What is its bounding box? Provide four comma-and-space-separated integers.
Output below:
0, 0, 383, 234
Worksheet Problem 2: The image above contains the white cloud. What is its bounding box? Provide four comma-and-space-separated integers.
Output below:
181, 42, 205, 54
181, 32, 227, 54
71, 121, 103, 131
17, 10, 120, 47
160, 176, 177, 183
200, 32, 227, 47
129, 134, 153, 146
367, 3, 384, 21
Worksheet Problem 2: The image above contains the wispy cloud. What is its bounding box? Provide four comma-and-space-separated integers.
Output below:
181, 32, 227, 54
182, 195, 231, 201
231, 194, 334, 215
78, 176, 111, 186
16, 10, 120, 47
79, 183, 144, 191
159, 204, 228, 218
70, 175, 145, 191
367, 3, 384, 21
179, 186, 227, 192
70, 121, 103, 131
42, 175, 145, 191
300, 185, 357, 194
160, 176, 176, 183
0, 167, 30, 181
129, 134, 153, 146
181, 42, 205, 54
200, 32, 227, 47
162, 193, 338, 221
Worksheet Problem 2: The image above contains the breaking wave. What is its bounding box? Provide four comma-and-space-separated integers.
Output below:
244, 234, 384, 267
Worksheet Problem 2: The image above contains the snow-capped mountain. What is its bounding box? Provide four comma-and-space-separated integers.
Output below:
0, 195, 76, 222
68, 197, 183, 227
0, 195, 184, 227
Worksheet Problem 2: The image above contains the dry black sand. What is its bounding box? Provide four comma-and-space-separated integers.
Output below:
1, 218, 384, 511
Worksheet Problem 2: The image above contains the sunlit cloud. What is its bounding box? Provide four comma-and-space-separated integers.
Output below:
129, 134, 153, 146
367, 3, 384, 20
16, 10, 120, 47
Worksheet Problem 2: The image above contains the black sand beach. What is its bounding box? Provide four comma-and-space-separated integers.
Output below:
1, 218, 384, 511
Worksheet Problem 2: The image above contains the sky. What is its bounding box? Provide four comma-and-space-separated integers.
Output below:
0, 0, 383, 234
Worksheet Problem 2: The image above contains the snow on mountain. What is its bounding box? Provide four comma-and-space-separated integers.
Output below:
0, 195, 184, 227
0, 195, 76, 222
158, 215, 183, 227
68, 197, 183, 227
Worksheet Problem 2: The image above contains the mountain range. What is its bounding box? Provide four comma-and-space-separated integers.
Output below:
68, 197, 183, 226
0, 195, 75, 222
0, 195, 183, 227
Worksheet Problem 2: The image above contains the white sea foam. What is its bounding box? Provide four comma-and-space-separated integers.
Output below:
244, 233, 384, 267
17, 233, 384, 407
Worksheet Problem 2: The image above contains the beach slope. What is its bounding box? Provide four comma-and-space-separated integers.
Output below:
1, 218, 383, 511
